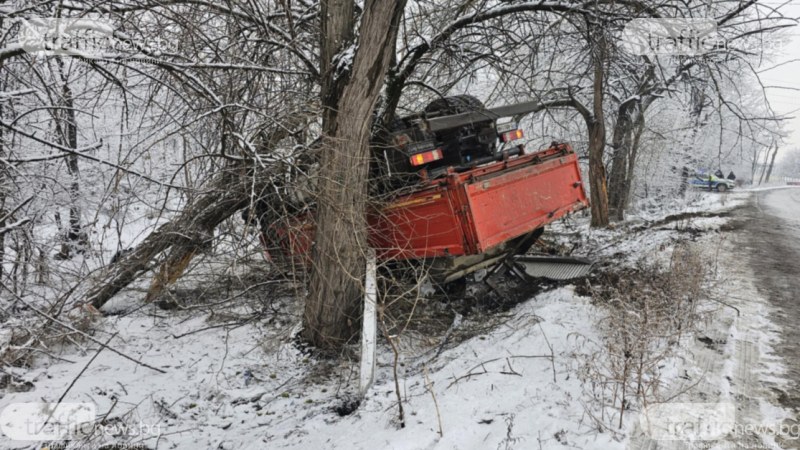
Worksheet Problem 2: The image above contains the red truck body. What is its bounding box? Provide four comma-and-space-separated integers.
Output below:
264, 143, 588, 282
370, 143, 587, 257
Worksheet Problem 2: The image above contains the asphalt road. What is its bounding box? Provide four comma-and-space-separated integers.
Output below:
742, 188, 800, 413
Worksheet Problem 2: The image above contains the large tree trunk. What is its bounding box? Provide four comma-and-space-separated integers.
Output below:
302, 0, 407, 349
587, 33, 609, 228
607, 103, 633, 221
0, 55, 5, 279
319, 0, 355, 133
608, 101, 649, 221
622, 112, 646, 209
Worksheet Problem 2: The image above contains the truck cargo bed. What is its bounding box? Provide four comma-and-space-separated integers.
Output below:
370, 143, 588, 260
264, 143, 588, 282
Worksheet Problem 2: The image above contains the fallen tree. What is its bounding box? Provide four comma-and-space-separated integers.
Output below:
85, 118, 305, 310
86, 167, 248, 309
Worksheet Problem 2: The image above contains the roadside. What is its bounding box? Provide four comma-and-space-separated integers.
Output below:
626, 188, 800, 450
1, 190, 797, 450
742, 188, 800, 413
738, 188, 800, 447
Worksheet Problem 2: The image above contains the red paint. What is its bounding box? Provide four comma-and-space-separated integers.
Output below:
263, 143, 588, 265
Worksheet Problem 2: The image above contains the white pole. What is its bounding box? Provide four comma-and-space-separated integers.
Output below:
360, 250, 378, 396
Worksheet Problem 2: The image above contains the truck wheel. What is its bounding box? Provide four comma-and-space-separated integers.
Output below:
424, 95, 484, 117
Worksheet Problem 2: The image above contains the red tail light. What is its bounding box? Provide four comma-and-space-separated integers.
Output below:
409, 148, 443, 166
500, 129, 524, 143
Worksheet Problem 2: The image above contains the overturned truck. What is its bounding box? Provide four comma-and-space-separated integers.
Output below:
259, 96, 590, 285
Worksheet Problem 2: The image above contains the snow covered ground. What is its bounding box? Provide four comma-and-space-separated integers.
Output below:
1, 190, 796, 450
4, 287, 627, 449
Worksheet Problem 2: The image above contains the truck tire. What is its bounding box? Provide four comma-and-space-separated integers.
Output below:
424, 95, 484, 117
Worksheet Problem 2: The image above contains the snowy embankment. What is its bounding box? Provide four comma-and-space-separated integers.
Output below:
0, 190, 792, 450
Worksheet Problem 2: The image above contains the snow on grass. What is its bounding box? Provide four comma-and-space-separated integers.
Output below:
628, 190, 748, 224
0, 287, 634, 450
6, 189, 795, 450
294, 288, 625, 450
546, 191, 750, 269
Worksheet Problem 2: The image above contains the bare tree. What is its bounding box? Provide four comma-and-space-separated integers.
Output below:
303, 0, 408, 349
52, 57, 88, 259
582, 23, 610, 227
0, 0, 791, 359
764, 143, 779, 184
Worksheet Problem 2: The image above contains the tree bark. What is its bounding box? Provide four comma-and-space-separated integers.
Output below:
623, 112, 646, 208
607, 102, 634, 221
765, 144, 779, 184
758, 143, 770, 185
319, 0, 356, 133
587, 32, 609, 228
0, 179, 4, 283
0, 57, 5, 278
608, 98, 650, 221
302, 0, 407, 349
55, 58, 88, 259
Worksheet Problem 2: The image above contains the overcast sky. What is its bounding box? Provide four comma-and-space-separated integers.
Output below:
760, 2, 800, 159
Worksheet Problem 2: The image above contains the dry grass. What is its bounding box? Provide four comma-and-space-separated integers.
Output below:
574, 244, 709, 431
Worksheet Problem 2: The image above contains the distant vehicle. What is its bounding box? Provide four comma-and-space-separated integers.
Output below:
786, 177, 800, 186
689, 171, 736, 192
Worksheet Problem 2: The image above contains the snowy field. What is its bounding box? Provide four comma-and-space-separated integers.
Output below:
0, 190, 796, 450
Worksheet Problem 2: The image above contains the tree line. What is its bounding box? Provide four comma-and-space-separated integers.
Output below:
0, 0, 792, 350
